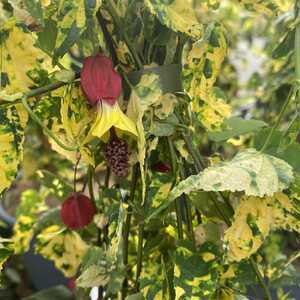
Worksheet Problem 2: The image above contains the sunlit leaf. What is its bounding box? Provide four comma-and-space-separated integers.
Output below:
170, 148, 293, 198
182, 23, 231, 130
36, 225, 88, 277
144, 0, 203, 38
225, 193, 300, 262
0, 104, 28, 193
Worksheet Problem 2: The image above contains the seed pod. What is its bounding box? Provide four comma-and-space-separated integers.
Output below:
105, 132, 129, 177
80, 54, 122, 106
61, 193, 96, 230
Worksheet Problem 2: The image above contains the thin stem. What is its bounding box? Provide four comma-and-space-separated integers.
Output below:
135, 224, 144, 292
260, 86, 296, 152
88, 166, 95, 203
21, 96, 78, 152
250, 258, 272, 300
96, 10, 119, 65
73, 154, 81, 193
182, 135, 204, 172
105, 0, 143, 69
167, 136, 184, 240
122, 164, 139, 299
184, 195, 195, 246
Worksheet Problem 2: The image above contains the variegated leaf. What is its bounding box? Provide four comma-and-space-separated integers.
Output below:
36, 225, 88, 277
144, 0, 203, 38
170, 148, 293, 199
127, 73, 163, 201
0, 104, 28, 193
0, 23, 51, 95
224, 193, 300, 261
182, 23, 231, 130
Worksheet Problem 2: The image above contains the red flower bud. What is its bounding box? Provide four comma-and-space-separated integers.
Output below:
80, 54, 122, 106
61, 193, 96, 230
152, 161, 171, 173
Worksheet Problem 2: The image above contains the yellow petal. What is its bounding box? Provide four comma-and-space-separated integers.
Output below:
91, 102, 138, 138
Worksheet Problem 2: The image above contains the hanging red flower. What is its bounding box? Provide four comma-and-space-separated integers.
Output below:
61, 193, 96, 230
80, 54, 122, 106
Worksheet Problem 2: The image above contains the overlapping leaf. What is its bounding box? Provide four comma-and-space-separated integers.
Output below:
127, 73, 163, 201
224, 193, 300, 262
34, 86, 95, 165
0, 238, 14, 271
36, 225, 88, 277
182, 23, 231, 130
144, 0, 203, 38
0, 104, 28, 193
170, 148, 293, 199
0, 23, 51, 95
238, 0, 280, 16
172, 243, 220, 299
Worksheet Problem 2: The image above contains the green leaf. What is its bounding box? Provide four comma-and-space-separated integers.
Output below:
0, 104, 28, 193
53, 22, 81, 62
22, 285, 74, 300
208, 117, 267, 142
254, 128, 283, 155
172, 243, 220, 298
279, 143, 300, 175
125, 293, 145, 300
36, 169, 73, 200
37, 19, 58, 53
24, 0, 44, 26
16, 189, 44, 218
170, 148, 293, 198
272, 29, 295, 59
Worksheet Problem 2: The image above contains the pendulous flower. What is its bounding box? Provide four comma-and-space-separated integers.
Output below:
81, 54, 122, 106
81, 54, 137, 141
61, 193, 96, 230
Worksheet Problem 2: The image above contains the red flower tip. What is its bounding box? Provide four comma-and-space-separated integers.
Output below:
61, 193, 96, 230
80, 54, 122, 106
152, 161, 171, 173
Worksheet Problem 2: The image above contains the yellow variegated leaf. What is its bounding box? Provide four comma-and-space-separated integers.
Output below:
49, 87, 96, 166
1, 24, 51, 95
36, 225, 88, 277
13, 215, 35, 254
225, 193, 300, 262
182, 23, 231, 130
153, 93, 177, 120
145, 0, 203, 38
170, 148, 293, 199
0, 104, 28, 193
127, 73, 162, 202
238, 0, 280, 16
0, 238, 14, 271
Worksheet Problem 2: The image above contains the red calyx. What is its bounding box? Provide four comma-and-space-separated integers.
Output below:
61, 193, 96, 230
152, 161, 171, 173
80, 54, 122, 106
